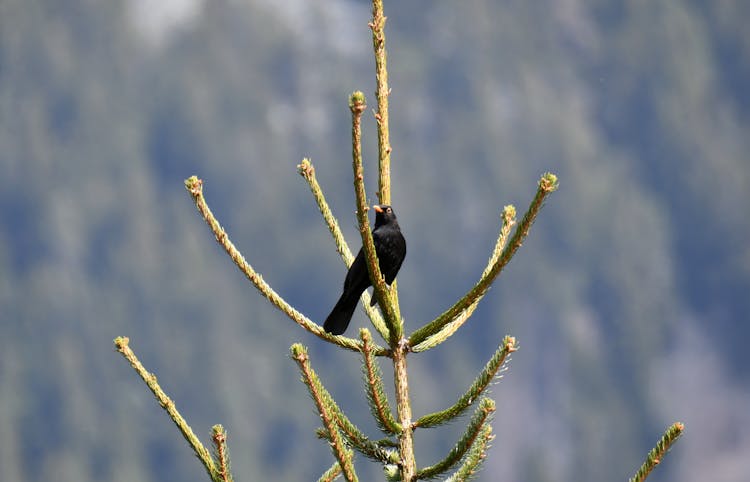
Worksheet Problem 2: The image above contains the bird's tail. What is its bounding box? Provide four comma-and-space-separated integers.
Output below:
323, 291, 360, 335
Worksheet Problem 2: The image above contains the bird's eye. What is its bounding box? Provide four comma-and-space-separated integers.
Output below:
387, 207, 392, 213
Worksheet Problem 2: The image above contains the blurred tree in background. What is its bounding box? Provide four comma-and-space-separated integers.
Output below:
0, 0, 748, 481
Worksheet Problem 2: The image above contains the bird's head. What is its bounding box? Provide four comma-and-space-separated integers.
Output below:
373, 204, 398, 226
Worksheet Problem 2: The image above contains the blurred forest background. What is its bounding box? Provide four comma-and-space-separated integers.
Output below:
1, 0, 749, 481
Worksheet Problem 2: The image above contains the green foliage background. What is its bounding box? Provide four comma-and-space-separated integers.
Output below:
0, 1, 748, 481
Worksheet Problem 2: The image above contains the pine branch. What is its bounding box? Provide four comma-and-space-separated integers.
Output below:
444, 424, 494, 482
414, 337, 516, 428
369, 0, 392, 205
316, 426, 397, 466
366, 2, 419, 478
629, 422, 685, 482
392, 340, 416, 480
184, 175, 388, 356
317, 462, 343, 482
360, 328, 402, 435
411, 205, 516, 352
331, 401, 397, 465
291, 344, 358, 482
409, 173, 558, 348
375, 437, 400, 448
296, 345, 395, 465
297, 158, 356, 264
113, 337, 222, 481
367, 0, 405, 351
297, 158, 390, 341
211, 425, 233, 482
349, 92, 402, 343
416, 398, 495, 480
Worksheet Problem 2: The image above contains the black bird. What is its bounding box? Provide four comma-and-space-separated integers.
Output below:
324, 204, 406, 335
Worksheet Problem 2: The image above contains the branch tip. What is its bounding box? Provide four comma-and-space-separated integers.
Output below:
539, 172, 559, 192
502, 204, 516, 223
297, 158, 314, 178
349, 91, 367, 113
114, 336, 129, 349
479, 397, 496, 414
211, 424, 227, 442
184, 175, 203, 195
290, 343, 308, 361
628, 422, 685, 482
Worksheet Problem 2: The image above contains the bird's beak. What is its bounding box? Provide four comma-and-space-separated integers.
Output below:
373, 205, 383, 213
